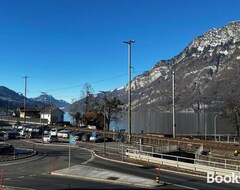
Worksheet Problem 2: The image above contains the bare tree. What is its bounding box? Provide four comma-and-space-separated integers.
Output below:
100, 96, 123, 131
80, 83, 94, 113
219, 94, 240, 136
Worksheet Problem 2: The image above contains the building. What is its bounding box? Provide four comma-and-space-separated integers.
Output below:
19, 108, 41, 119
40, 106, 64, 125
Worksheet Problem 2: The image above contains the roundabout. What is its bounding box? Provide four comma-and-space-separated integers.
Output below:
0, 142, 36, 162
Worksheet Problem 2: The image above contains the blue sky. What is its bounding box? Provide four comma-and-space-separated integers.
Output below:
0, 0, 239, 103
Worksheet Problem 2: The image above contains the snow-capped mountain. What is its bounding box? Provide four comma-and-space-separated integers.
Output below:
32, 94, 70, 111
81, 21, 240, 112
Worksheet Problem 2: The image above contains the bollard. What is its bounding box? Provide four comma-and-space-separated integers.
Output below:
13, 149, 16, 160
154, 165, 160, 183
155, 175, 160, 183
0, 170, 3, 189
52, 160, 56, 172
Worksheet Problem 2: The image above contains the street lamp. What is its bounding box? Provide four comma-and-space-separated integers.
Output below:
214, 112, 222, 142
123, 40, 135, 143
172, 71, 176, 138
100, 91, 108, 155
22, 76, 29, 124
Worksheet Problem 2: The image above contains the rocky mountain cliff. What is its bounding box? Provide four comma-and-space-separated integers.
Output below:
71, 21, 240, 112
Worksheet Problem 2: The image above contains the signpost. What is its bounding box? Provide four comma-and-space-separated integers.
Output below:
69, 135, 76, 169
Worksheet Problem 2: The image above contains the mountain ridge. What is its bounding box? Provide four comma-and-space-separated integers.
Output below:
70, 21, 240, 113
0, 86, 70, 111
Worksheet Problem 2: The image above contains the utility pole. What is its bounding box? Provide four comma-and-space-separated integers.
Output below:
172, 71, 176, 138
22, 76, 29, 124
123, 40, 135, 144
99, 91, 108, 155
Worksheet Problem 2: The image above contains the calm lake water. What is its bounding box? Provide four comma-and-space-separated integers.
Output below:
65, 111, 235, 136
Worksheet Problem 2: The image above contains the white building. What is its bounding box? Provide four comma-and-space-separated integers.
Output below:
40, 106, 64, 125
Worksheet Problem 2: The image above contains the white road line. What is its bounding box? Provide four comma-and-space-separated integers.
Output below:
173, 183, 198, 190
80, 148, 95, 165
3, 186, 35, 190
3, 178, 11, 181
18, 176, 25, 179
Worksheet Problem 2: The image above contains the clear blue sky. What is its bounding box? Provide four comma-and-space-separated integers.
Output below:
0, 0, 239, 103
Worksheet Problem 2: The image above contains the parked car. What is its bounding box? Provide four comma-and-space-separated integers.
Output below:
105, 136, 113, 142
90, 134, 104, 143
57, 130, 64, 138
43, 135, 58, 143
5, 132, 16, 139
61, 130, 72, 138
50, 128, 58, 136
49, 127, 62, 136
44, 130, 49, 135
81, 134, 91, 142
73, 131, 85, 141
0, 131, 6, 141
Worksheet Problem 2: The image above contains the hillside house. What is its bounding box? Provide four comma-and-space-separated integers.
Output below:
40, 106, 64, 125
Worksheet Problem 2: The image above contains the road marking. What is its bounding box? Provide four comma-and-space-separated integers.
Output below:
173, 184, 198, 190
18, 176, 25, 179
80, 148, 95, 165
3, 185, 35, 190
3, 178, 11, 181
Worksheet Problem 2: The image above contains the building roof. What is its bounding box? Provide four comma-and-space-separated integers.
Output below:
40, 106, 65, 114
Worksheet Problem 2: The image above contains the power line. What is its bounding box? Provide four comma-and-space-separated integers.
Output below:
37, 73, 129, 93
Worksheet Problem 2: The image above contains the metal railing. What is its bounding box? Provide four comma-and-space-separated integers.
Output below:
126, 148, 240, 172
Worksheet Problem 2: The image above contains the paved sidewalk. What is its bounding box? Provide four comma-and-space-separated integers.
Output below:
52, 165, 162, 188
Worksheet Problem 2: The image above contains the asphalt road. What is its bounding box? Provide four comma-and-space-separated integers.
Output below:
0, 140, 239, 190
1, 140, 140, 190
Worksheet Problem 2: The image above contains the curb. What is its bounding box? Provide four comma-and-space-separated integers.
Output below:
93, 151, 143, 167
51, 170, 162, 188
92, 150, 207, 179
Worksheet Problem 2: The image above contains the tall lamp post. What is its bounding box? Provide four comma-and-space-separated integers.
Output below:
123, 40, 135, 143
22, 76, 29, 124
100, 91, 107, 155
172, 71, 176, 138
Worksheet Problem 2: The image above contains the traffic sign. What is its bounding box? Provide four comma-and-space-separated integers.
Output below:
91, 131, 97, 137
70, 135, 76, 145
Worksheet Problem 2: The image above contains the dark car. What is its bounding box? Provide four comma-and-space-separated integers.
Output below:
74, 131, 85, 141
105, 137, 113, 142
81, 134, 90, 142
5, 132, 16, 139
0, 132, 5, 141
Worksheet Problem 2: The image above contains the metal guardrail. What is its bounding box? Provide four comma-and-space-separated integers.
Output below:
126, 148, 240, 173
86, 141, 240, 172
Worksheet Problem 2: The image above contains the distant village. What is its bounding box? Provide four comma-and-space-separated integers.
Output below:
0, 106, 68, 126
